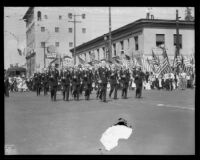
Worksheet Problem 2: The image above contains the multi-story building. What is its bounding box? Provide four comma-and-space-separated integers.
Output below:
70, 18, 194, 66
23, 7, 88, 77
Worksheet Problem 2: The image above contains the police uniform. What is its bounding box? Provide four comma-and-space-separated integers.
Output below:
34, 73, 41, 96
49, 74, 58, 101
109, 69, 118, 99
72, 70, 81, 100
99, 67, 108, 102
121, 69, 130, 99
134, 69, 144, 98
61, 70, 71, 101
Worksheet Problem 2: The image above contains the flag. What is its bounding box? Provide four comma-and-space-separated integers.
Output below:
152, 50, 160, 66
17, 49, 22, 56
142, 57, 153, 72
156, 57, 172, 76
78, 56, 85, 64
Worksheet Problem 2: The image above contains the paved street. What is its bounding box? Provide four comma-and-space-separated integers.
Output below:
5, 89, 195, 155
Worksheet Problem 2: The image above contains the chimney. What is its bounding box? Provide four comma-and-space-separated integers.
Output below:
146, 13, 150, 19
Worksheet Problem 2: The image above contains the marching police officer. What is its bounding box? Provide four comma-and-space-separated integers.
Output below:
34, 73, 41, 96
61, 69, 71, 101
99, 67, 109, 102
121, 68, 130, 99
134, 67, 144, 98
109, 68, 119, 99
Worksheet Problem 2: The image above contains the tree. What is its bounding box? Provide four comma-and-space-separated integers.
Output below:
185, 7, 194, 21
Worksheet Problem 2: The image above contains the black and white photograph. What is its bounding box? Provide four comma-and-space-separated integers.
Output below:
4, 7, 195, 155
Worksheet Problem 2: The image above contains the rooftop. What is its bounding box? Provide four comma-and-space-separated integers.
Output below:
70, 18, 194, 53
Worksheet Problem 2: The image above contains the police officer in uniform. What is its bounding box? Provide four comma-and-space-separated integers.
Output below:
49, 66, 59, 101
61, 69, 71, 101
109, 68, 119, 99
99, 67, 108, 102
121, 68, 130, 99
34, 73, 41, 96
134, 67, 144, 98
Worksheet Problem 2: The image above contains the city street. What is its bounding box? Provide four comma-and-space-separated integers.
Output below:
5, 89, 195, 155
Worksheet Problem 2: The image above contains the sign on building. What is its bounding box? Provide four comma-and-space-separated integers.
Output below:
46, 45, 57, 59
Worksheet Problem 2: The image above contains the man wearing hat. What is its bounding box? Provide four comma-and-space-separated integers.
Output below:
109, 68, 119, 99
134, 67, 144, 98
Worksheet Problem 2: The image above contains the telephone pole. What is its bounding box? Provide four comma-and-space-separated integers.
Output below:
69, 14, 83, 65
173, 10, 181, 68
108, 7, 112, 62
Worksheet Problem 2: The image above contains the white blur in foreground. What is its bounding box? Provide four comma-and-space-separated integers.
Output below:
100, 125, 133, 151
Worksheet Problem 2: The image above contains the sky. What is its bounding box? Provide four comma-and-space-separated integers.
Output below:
4, 7, 194, 69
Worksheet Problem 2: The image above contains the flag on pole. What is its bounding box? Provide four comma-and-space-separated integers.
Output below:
156, 57, 171, 76
78, 56, 85, 64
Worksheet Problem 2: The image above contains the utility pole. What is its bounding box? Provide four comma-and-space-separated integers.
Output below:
108, 7, 112, 62
176, 10, 180, 57
69, 14, 82, 65
173, 10, 181, 68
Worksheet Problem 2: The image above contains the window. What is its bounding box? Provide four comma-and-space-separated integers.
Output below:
120, 41, 124, 54
127, 39, 130, 48
37, 11, 41, 21
55, 42, 59, 47
69, 42, 73, 47
41, 27, 45, 32
102, 47, 105, 58
156, 34, 165, 47
44, 15, 48, 19
55, 27, 59, 32
134, 36, 139, 50
174, 34, 182, 49
68, 13, 72, 19
59, 15, 62, 20
69, 28, 73, 33
113, 43, 116, 56
82, 28, 86, 33
97, 49, 100, 60
41, 42, 45, 47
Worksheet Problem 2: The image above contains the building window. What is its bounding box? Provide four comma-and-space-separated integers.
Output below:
134, 36, 139, 50
102, 47, 105, 59
69, 42, 73, 47
44, 15, 48, 19
113, 43, 116, 56
97, 49, 100, 60
82, 28, 86, 33
55, 27, 59, 32
127, 39, 130, 48
68, 13, 72, 19
41, 27, 45, 32
156, 34, 165, 47
59, 15, 62, 20
37, 11, 41, 21
55, 42, 59, 47
41, 42, 45, 48
120, 41, 124, 54
69, 28, 73, 33
174, 34, 182, 48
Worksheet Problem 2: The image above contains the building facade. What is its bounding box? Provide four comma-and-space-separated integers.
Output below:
71, 19, 194, 65
23, 7, 88, 77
